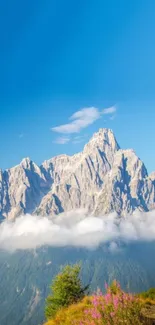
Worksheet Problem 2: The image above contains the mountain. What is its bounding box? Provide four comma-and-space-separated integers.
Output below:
0, 128, 155, 220
1, 243, 155, 325
0, 129, 155, 325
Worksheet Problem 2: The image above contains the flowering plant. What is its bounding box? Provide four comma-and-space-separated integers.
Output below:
78, 281, 143, 325
45, 281, 143, 325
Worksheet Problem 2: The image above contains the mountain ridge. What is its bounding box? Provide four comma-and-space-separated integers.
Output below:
0, 128, 155, 220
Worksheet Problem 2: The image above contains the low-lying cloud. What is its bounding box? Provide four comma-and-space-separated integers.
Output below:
0, 209, 155, 251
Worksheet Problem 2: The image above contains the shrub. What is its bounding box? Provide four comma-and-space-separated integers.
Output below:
45, 264, 89, 320
81, 281, 143, 325
44, 281, 143, 325
139, 288, 155, 301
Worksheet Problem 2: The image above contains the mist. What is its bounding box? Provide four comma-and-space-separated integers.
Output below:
0, 209, 155, 251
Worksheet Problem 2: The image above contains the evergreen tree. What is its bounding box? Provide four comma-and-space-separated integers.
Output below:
45, 264, 89, 320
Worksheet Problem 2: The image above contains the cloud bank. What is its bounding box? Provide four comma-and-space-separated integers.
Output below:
52, 106, 116, 136
0, 209, 155, 251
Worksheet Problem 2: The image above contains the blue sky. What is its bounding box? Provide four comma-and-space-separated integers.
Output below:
0, 0, 155, 172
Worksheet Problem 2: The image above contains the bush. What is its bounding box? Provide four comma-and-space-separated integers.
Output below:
44, 281, 143, 325
82, 281, 143, 325
139, 288, 155, 301
45, 264, 89, 320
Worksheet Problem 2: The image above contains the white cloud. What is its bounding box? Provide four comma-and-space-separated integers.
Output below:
102, 107, 116, 115
51, 106, 116, 135
54, 136, 70, 144
1, 209, 155, 251
108, 241, 119, 253
19, 133, 24, 139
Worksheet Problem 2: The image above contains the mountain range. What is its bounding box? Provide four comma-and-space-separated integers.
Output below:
0, 128, 155, 220
1, 129, 155, 325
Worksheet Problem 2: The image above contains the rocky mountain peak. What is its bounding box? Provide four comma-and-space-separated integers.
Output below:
0, 128, 154, 219
149, 171, 155, 181
20, 157, 32, 169
83, 128, 120, 154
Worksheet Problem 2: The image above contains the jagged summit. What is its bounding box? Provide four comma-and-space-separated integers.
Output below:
91, 127, 117, 140
149, 171, 155, 181
84, 128, 120, 152
0, 128, 154, 220
20, 157, 32, 168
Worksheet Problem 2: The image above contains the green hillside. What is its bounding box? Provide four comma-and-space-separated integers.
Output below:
0, 242, 155, 324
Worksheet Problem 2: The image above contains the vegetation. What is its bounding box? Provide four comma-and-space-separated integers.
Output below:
44, 264, 155, 325
44, 280, 144, 325
139, 288, 155, 301
1, 242, 155, 325
45, 264, 89, 319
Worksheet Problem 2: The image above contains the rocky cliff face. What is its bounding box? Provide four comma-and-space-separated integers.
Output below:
0, 128, 155, 219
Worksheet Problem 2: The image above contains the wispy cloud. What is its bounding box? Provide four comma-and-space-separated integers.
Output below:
1, 209, 155, 251
54, 135, 87, 145
52, 108, 100, 134
102, 107, 116, 115
72, 135, 87, 144
54, 136, 70, 144
51, 106, 116, 135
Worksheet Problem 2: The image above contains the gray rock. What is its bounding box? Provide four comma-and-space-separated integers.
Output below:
0, 128, 155, 219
